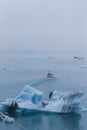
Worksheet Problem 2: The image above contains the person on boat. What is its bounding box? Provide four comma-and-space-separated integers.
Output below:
47, 71, 53, 78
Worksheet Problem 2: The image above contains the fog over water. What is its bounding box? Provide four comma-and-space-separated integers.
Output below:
0, 0, 87, 52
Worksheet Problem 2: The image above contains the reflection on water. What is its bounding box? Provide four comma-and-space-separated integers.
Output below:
11, 113, 81, 130
58, 113, 81, 130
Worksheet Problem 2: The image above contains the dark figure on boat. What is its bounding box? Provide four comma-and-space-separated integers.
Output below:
47, 71, 53, 78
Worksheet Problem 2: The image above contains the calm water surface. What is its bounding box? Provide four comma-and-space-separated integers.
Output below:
0, 51, 87, 130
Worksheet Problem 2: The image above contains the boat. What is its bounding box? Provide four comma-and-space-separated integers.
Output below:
1, 85, 84, 114
47, 71, 53, 78
74, 56, 84, 60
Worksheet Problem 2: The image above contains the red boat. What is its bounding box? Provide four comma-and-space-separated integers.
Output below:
47, 71, 53, 78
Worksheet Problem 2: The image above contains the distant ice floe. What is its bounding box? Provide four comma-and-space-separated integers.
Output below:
80, 65, 87, 69
0, 67, 7, 71
0, 66, 15, 71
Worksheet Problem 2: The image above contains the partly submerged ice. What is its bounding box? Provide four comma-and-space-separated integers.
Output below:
2, 85, 84, 114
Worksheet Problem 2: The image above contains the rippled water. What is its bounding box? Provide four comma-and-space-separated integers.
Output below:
0, 51, 87, 130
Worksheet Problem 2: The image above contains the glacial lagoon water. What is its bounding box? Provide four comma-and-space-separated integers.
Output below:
0, 51, 87, 130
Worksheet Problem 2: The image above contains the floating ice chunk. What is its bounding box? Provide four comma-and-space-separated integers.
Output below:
1, 86, 84, 114
0, 67, 7, 71
80, 65, 87, 68
3, 115, 14, 123
0, 112, 14, 123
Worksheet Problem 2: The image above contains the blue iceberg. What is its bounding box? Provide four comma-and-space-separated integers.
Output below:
1, 85, 84, 114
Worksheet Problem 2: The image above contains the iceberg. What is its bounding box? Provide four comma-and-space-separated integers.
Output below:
1, 85, 84, 114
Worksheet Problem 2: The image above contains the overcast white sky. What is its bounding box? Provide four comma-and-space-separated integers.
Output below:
0, 0, 87, 52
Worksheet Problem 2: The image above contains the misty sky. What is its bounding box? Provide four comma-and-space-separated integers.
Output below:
0, 0, 87, 52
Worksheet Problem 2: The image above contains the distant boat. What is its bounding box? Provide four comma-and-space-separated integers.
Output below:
47, 71, 53, 78
74, 56, 84, 60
